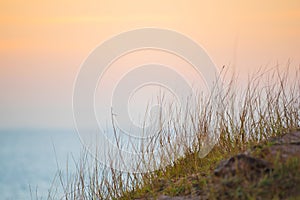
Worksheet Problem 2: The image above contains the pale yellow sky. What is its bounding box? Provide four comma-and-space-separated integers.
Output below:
0, 0, 299, 128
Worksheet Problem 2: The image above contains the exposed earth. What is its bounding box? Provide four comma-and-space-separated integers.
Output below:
136, 130, 300, 200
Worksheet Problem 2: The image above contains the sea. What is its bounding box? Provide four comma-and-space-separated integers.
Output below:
0, 129, 82, 200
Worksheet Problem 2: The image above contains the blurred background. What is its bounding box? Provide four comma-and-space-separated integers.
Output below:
1, 0, 299, 129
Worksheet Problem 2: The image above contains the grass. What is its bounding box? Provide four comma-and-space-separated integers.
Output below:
47, 66, 300, 200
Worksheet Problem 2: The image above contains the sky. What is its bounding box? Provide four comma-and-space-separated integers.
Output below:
0, 0, 299, 129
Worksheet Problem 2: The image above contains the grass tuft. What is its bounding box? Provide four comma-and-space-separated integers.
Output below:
48, 66, 300, 200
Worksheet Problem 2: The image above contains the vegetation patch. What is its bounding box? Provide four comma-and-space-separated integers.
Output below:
48, 68, 300, 200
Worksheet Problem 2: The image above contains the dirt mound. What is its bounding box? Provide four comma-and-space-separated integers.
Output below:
136, 131, 300, 200
214, 131, 300, 179
264, 131, 300, 161
214, 154, 272, 179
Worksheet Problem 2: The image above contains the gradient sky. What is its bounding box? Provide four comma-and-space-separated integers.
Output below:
0, 0, 299, 129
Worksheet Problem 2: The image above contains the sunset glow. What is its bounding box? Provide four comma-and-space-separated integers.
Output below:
1, 0, 299, 129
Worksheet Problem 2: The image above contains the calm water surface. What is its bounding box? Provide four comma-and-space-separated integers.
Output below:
0, 129, 82, 200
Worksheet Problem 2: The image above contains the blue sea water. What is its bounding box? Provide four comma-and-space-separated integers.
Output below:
0, 129, 82, 200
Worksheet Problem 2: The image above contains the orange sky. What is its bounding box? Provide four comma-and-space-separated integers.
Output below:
0, 0, 299, 129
